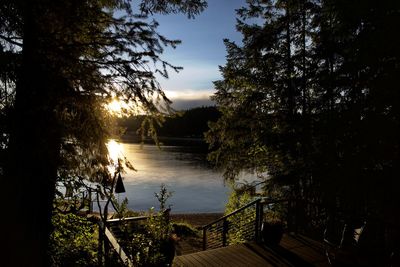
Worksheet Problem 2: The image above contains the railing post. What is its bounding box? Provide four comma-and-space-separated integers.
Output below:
202, 227, 207, 250
255, 199, 262, 242
88, 188, 93, 213
98, 221, 104, 266
104, 221, 110, 267
222, 218, 228, 247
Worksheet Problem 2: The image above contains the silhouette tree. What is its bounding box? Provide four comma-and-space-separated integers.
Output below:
0, 0, 206, 266
207, 0, 400, 253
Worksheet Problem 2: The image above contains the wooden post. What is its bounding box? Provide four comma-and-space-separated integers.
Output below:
222, 219, 228, 247
202, 227, 207, 250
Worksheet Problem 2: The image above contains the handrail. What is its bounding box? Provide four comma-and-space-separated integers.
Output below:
104, 226, 134, 267
98, 221, 134, 267
201, 198, 291, 250
202, 198, 288, 229
202, 198, 261, 229
107, 215, 149, 224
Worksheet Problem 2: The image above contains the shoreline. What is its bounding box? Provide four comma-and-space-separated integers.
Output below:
120, 134, 208, 148
170, 213, 223, 227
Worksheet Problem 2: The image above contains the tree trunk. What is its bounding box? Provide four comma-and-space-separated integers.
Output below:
1, 2, 61, 266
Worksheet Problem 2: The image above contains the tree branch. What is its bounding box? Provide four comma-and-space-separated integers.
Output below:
0, 34, 22, 47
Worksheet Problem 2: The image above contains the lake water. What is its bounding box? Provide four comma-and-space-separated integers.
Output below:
116, 143, 254, 213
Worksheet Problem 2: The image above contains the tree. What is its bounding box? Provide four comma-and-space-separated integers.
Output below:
0, 0, 206, 266
207, 0, 317, 186
207, 0, 400, 252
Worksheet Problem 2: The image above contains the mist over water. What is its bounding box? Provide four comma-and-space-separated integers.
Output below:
117, 143, 254, 213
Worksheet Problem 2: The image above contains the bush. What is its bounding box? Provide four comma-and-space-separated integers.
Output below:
225, 183, 254, 244
48, 212, 98, 267
172, 222, 199, 238
118, 184, 175, 267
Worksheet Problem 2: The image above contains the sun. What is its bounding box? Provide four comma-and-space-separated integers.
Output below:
106, 99, 125, 115
105, 96, 147, 116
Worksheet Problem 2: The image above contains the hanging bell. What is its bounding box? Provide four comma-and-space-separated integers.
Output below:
115, 173, 126, 193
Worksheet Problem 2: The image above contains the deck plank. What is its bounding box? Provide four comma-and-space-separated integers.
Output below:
279, 234, 329, 267
173, 234, 330, 267
244, 242, 294, 266
202, 246, 245, 266
226, 244, 270, 266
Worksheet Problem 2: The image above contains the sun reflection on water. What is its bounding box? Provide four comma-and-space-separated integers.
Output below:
106, 139, 124, 167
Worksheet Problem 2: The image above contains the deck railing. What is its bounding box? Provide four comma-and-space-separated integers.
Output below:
101, 216, 150, 266
202, 198, 290, 250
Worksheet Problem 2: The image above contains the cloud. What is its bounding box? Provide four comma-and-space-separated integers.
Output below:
157, 63, 221, 91
156, 63, 220, 110
165, 89, 215, 110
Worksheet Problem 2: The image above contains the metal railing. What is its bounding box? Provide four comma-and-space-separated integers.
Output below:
103, 216, 150, 264
103, 212, 171, 266
202, 199, 262, 250
202, 198, 290, 250
99, 220, 134, 267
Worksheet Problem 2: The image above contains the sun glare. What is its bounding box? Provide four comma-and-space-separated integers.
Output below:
106, 139, 124, 164
106, 99, 126, 116
105, 98, 145, 116
108, 99, 121, 112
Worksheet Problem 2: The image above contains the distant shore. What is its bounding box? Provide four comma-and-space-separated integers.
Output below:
120, 133, 208, 148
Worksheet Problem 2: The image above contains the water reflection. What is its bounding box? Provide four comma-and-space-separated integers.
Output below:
106, 140, 124, 165
116, 143, 254, 213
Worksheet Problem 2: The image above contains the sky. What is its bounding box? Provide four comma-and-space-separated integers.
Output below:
152, 0, 246, 110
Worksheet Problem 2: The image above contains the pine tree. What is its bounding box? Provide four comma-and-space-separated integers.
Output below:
0, 0, 206, 266
207, 0, 400, 250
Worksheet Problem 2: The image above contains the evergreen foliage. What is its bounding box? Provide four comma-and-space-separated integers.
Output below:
206, 0, 400, 254
224, 183, 254, 245
0, 0, 206, 266
118, 106, 220, 139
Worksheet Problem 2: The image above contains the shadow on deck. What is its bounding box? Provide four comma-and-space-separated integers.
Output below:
173, 233, 330, 267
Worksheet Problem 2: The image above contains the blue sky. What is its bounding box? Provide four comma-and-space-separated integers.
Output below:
153, 0, 246, 109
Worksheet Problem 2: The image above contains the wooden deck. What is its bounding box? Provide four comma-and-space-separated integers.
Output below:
173, 234, 330, 267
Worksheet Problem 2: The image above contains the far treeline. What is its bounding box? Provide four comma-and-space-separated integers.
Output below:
205, 0, 400, 261
118, 106, 220, 140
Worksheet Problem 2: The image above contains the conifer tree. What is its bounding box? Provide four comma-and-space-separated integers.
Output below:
0, 0, 206, 266
207, 0, 400, 251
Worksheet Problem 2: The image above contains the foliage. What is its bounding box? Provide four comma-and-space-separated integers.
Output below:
128, 208, 174, 267
113, 184, 174, 267
225, 183, 253, 216
118, 106, 220, 139
111, 197, 141, 219
48, 212, 98, 267
0, 0, 206, 265
157, 106, 220, 138
155, 183, 173, 211
172, 222, 199, 238
206, 0, 400, 242
224, 183, 255, 245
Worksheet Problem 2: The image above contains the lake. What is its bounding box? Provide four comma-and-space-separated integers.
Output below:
115, 143, 254, 213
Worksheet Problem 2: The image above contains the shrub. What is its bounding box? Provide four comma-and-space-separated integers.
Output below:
48, 212, 98, 267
